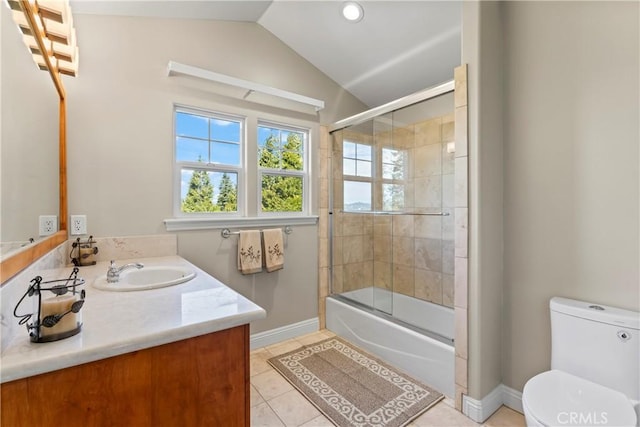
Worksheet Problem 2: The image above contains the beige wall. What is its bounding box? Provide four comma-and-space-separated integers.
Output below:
65, 14, 366, 333
465, 0, 639, 401
463, 1, 505, 400
501, 1, 639, 391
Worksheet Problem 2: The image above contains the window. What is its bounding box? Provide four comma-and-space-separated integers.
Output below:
342, 141, 407, 212
343, 140, 372, 211
173, 105, 311, 220
258, 123, 307, 214
175, 107, 242, 214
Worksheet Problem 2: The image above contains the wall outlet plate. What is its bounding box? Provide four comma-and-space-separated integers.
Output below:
39, 215, 58, 236
70, 215, 87, 235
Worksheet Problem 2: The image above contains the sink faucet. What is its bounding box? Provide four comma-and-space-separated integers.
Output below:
107, 260, 144, 283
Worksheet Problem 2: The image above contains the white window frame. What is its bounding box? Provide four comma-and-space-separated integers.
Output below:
257, 120, 309, 217
173, 105, 245, 217
342, 139, 374, 212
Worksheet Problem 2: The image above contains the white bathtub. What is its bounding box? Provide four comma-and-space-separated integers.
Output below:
326, 290, 455, 397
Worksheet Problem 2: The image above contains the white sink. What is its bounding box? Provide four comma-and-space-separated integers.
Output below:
93, 266, 197, 291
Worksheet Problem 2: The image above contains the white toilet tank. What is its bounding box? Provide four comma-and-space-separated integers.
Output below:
550, 297, 640, 402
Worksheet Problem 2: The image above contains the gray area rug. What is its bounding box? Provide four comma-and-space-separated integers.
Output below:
268, 337, 444, 427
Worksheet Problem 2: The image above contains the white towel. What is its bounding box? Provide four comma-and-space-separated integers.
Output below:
238, 230, 262, 275
262, 228, 284, 272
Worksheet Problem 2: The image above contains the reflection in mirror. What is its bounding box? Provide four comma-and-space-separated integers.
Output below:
1, 4, 60, 261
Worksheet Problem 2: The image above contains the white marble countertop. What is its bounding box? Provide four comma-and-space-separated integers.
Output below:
1, 255, 266, 383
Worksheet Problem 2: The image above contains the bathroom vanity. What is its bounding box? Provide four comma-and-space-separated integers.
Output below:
0, 255, 266, 426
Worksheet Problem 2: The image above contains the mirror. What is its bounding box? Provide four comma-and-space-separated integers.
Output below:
1, 2, 68, 283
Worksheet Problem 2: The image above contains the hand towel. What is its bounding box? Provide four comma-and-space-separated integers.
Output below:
262, 228, 284, 272
238, 230, 262, 275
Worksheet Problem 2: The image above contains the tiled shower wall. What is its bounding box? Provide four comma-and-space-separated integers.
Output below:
318, 64, 468, 411
325, 114, 456, 307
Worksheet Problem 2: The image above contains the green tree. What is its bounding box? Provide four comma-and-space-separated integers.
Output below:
217, 172, 237, 212
182, 169, 217, 212
259, 132, 303, 212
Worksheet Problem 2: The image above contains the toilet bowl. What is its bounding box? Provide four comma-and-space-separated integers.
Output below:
521, 297, 640, 427
523, 370, 637, 427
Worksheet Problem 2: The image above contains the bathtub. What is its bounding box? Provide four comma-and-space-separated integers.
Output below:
326, 289, 455, 397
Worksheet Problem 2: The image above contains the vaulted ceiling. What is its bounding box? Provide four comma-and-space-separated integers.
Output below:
70, 1, 462, 108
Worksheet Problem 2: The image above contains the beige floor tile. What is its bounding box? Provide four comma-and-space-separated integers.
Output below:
295, 330, 332, 346
483, 406, 525, 427
267, 389, 322, 426
267, 339, 304, 356
413, 401, 479, 427
251, 384, 265, 408
298, 414, 335, 426
251, 401, 285, 427
251, 354, 274, 377
251, 369, 295, 401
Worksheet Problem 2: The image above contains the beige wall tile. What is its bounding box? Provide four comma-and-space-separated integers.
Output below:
414, 176, 442, 209
455, 385, 468, 411
454, 64, 468, 108
442, 239, 455, 275
414, 144, 442, 177
393, 264, 415, 296
343, 236, 365, 264
343, 213, 364, 236
442, 208, 455, 240
415, 238, 442, 271
319, 148, 329, 179
373, 261, 393, 290
318, 237, 328, 268
455, 208, 468, 258
455, 307, 468, 359
374, 235, 392, 262
455, 107, 468, 158
319, 178, 329, 208
415, 215, 442, 239
392, 214, 414, 236
454, 257, 468, 309
442, 121, 455, 142
373, 214, 392, 236
393, 236, 415, 267
442, 144, 455, 174
318, 208, 328, 238
455, 356, 468, 388
415, 269, 443, 304
332, 236, 343, 266
332, 265, 343, 294
414, 117, 442, 146
442, 174, 455, 208
442, 273, 454, 307
454, 156, 468, 208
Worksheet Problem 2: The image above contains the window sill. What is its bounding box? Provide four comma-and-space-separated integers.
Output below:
164, 215, 318, 232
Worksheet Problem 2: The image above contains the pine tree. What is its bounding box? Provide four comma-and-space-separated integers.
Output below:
182, 169, 217, 212
216, 172, 237, 212
259, 132, 303, 212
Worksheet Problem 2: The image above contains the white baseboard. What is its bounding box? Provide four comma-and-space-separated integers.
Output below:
250, 317, 319, 350
462, 384, 523, 423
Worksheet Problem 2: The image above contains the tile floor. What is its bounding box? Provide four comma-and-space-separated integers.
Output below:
250, 330, 526, 427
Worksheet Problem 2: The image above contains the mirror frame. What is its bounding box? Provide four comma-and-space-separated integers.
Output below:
0, 0, 68, 284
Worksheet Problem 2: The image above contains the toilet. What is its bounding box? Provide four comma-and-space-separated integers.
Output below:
522, 297, 639, 427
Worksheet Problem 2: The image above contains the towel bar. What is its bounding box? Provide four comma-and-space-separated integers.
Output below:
221, 226, 293, 239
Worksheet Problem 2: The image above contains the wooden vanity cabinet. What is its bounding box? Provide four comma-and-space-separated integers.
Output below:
1, 325, 250, 427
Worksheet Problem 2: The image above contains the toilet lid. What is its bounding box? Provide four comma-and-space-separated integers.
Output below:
523, 370, 637, 427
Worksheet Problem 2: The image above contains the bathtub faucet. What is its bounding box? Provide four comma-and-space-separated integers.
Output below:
107, 260, 144, 283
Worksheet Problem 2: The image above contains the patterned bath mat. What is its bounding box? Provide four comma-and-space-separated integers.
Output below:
267, 337, 444, 427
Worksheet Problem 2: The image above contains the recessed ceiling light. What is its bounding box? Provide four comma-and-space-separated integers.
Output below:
342, 1, 364, 23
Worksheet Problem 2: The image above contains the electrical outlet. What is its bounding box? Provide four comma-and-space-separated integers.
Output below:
39, 215, 58, 236
70, 215, 87, 235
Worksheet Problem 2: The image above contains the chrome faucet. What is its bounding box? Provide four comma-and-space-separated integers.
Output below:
107, 260, 144, 283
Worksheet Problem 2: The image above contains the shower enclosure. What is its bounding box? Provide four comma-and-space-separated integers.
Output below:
326, 82, 456, 396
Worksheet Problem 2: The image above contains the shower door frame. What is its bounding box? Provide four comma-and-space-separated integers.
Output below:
328, 79, 456, 316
